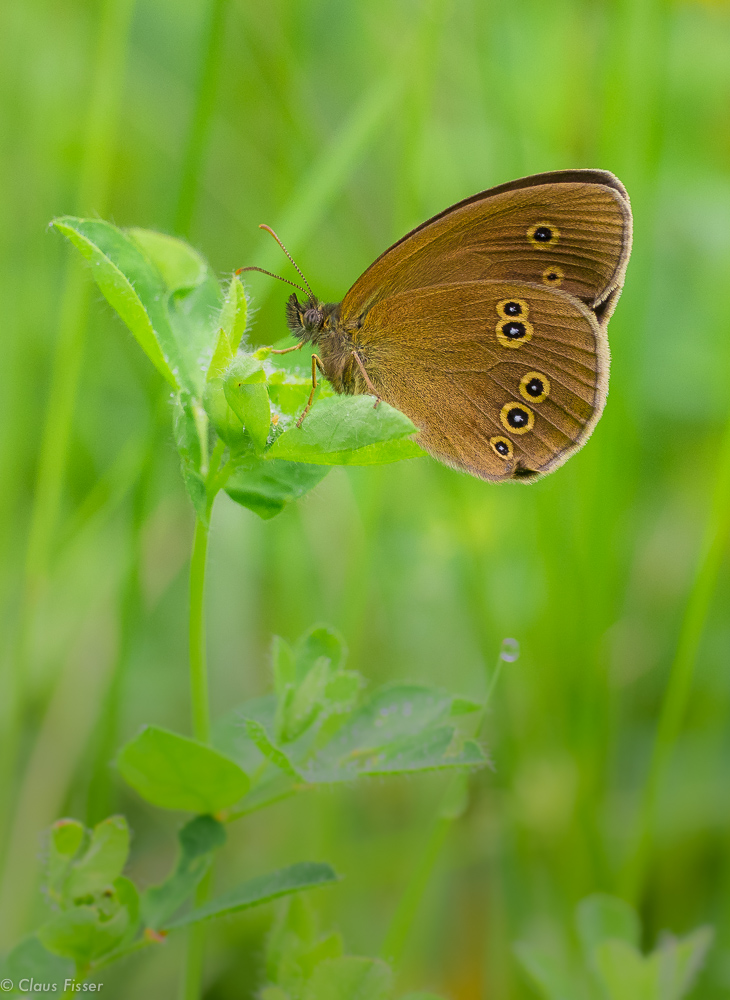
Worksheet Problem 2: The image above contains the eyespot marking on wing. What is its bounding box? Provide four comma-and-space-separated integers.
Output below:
490, 435, 513, 460
527, 222, 560, 248
496, 318, 533, 348
519, 372, 550, 404
542, 265, 564, 287
497, 298, 530, 319
501, 403, 534, 434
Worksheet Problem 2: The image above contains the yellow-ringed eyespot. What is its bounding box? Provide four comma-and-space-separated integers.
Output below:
542, 265, 564, 287
496, 297, 530, 320
527, 222, 560, 248
490, 436, 514, 460
496, 317, 533, 349
519, 371, 550, 404
500, 402, 534, 435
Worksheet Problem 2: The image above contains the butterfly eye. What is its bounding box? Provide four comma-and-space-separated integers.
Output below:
519, 371, 550, 404
500, 403, 534, 434
496, 298, 530, 320
527, 222, 560, 248
490, 436, 513, 460
496, 317, 533, 349
542, 265, 564, 287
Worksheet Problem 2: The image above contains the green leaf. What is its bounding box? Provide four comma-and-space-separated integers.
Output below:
266, 896, 344, 994
229, 383, 271, 452
1, 935, 74, 991
52, 217, 178, 387
577, 894, 640, 966
204, 378, 246, 448
174, 394, 211, 520
116, 725, 249, 813
513, 941, 581, 1000
225, 456, 329, 520
163, 862, 338, 930
208, 327, 235, 383
657, 927, 714, 1000
128, 227, 207, 290
272, 637, 296, 697
51, 818, 85, 858
255, 684, 487, 784
295, 624, 346, 680
112, 876, 140, 950
303, 685, 458, 783
131, 228, 221, 393
225, 353, 267, 387
302, 957, 393, 1000
38, 904, 129, 964
323, 726, 485, 780
594, 940, 659, 1000
52, 218, 223, 395
211, 695, 277, 773
245, 718, 304, 779
268, 395, 425, 465
141, 815, 226, 930
65, 815, 130, 901
281, 657, 332, 743
46, 819, 85, 900
222, 355, 271, 451
220, 275, 248, 354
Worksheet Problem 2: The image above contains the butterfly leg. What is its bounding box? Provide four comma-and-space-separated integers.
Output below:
352, 351, 381, 408
270, 341, 305, 355
296, 353, 326, 427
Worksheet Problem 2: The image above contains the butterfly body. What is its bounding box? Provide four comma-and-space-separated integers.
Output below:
280, 169, 632, 482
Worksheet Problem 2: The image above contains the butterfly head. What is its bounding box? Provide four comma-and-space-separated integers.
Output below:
286, 293, 339, 344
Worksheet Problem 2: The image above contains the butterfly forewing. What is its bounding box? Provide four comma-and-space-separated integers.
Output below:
340, 170, 631, 321
354, 281, 606, 481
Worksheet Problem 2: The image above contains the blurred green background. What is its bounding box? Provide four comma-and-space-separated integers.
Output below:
2, 0, 730, 995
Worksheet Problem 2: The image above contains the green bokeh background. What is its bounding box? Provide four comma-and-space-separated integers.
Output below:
2, 0, 730, 996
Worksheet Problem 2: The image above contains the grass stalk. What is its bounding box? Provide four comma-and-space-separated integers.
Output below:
174, 0, 230, 237
23, 0, 137, 618
621, 411, 730, 902
380, 644, 513, 968
0, 0, 136, 870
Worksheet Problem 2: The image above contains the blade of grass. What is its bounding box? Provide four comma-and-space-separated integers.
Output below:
0, 604, 118, 947
621, 408, 730, 902
380, 641, 514, 968
1, 0, 138, 859
174, 0, 230, 237
240, 68, 408, 311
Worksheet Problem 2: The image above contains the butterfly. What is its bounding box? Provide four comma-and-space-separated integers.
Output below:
241, 169, 632, 481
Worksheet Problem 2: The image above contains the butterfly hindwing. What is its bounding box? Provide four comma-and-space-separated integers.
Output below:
353, 280, 606, 481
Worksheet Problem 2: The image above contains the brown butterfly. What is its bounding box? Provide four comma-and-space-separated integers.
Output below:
241, 169, 632, 481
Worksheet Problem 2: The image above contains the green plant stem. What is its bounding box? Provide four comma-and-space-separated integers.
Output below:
189, 516, 211, 745
181, 868, 213, 1000
621, 411, 730, 902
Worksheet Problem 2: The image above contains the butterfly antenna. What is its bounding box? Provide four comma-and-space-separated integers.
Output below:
258, 224, 316, 300
235, 265, 309, 297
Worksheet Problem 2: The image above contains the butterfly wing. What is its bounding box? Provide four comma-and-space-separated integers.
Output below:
340, 170, 632, 326
352, 280, 607, 481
